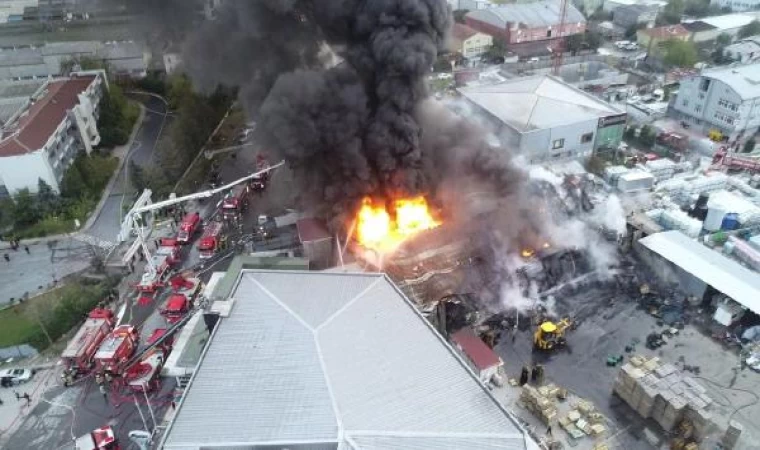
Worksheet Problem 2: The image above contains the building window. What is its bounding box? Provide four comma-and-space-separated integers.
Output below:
682, 99, 689, 107
547, 29, 552, 38
552, 138, 565, 149
695, 105, 702, 113
581, 132, 593, 143
700, 79, 711, 92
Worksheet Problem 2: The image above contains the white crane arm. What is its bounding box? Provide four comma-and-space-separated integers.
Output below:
132, 160, 285, 216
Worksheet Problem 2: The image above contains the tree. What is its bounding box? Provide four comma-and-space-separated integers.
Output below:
716, 32, 732, 47
739, 20, 760, 39
586, 31, 602, 50
743, 138, 756, 153
97, 84, 134, 148
36, 179, 59, 215
12, 189, 42, 226
566, 34, 584, 53
61, 164, 88, 199
453, 9, 469, 24
663, 39, 698, 68
624, 126, 637, 141
129, 160, 147, 191
713, 33, 735, 64
639, 125, 656, 147
661, 0, 685, 24
684, 0, 711, 17
484, 37, 508, 61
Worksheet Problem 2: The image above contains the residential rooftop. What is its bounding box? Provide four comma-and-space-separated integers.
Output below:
162, 270, 535, 450
458, 75, 623, 132
639, 24, 690, 39
0, 75, 96, 157
466, 0, 584, 29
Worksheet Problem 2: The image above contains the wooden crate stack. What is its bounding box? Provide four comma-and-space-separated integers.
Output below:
613, 355, 715, 440
520, 385, 557, 425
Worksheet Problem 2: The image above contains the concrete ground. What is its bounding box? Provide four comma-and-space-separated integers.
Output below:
492, 268, 759, 450
0, 239, 91, 307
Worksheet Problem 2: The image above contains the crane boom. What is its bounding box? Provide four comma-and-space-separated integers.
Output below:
132, 160, 285, 216
552, 0, 569, 76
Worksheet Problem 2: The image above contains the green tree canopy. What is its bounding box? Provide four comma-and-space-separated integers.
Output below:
61, 163, 88, 199
12, 189, 42, 226
663, 39, 698, 68
661, 0, 685, 24
739, 20, 760, 39
36, 178, 59, 215
743, 138, 756, 153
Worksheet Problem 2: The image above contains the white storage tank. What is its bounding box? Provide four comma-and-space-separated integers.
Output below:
704, 206, 726, 232
617, 171, 655, 193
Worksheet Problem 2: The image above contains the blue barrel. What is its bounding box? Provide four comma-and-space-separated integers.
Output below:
721, 213, 740, 231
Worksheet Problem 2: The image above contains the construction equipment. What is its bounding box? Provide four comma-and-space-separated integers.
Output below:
61, 308, 115, 386
198, 221, 225, 259
74, 425, 120, 450
551, 0, 569, 75
176, 212, 201, 244
93, 325, 140, 377
534, 318, 572, 351
709, 129, 725, 142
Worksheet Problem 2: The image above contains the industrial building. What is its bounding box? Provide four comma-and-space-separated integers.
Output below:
711, 0, 760, 13
0, 71, 105, 195
638, 230, 760, 326
160, 270, 537, 450
670, 63, 760, 140
458, 75, 626, 163
0, 40, 148, 81
464, 0, 586, 56
724, 36, 760, 63
450, 23, 494, 61
683, 12, 760, 42
636, 25, 690, 54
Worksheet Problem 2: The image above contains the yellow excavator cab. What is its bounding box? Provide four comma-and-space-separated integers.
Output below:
534, 318, 572, 351
540, 322, 558, 334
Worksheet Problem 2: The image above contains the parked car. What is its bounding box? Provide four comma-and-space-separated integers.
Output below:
0, 368, 34, 386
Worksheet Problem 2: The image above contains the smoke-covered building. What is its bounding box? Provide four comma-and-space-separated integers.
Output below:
459, 75, 626, 164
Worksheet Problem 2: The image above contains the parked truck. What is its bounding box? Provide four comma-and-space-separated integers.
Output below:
61, 308, 115, 386
713, 147, 760, 174
74, 425, 120, 450
198, 221, 224, 259
251, 154, 270, 193
176, 212, 201, 243
93, 325, 140, 376
221, 184, 250, 221
161, 294, 191, 324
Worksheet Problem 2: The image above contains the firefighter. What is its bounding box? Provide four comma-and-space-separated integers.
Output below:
519, 366, 529, 386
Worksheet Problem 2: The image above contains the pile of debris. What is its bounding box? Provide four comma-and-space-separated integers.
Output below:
744, 341, 760, 372
520, 384, 559, 425
613, 355, 715, 440
557, 398, 607, 440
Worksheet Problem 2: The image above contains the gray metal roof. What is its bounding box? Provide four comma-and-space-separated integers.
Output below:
466, 0, 585, 29
701, 62, 760, 100
459, 75, 622, 132
162, 271, 531, 450
639, 230, 760, 314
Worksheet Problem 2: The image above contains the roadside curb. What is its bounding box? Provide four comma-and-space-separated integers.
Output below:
0, 104, 146, 251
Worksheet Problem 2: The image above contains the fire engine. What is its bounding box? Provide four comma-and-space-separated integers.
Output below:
124, 347, 165, 393
198, 221, 224, 259
74, 425, 120, 450
93, 325, 140, 376
161, 294, 191, 324
251, 154, 270, 192
61, 308, 115, 386
176, 212, 201, 243
221, 184, 250, 220
712, 147, 760, 174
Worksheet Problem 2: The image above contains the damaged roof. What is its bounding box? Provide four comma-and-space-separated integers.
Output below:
162, 270, 533, 450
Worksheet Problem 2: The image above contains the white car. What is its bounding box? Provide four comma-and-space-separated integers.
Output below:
0, 368, 33, 385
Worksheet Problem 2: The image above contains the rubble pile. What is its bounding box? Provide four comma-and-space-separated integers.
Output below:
557, 399, 607, 440
520, 385, 558, 425
613, 355, 715, 440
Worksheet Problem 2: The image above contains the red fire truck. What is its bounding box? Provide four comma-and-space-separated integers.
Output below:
74, 425, 120, 450
124, 347, 165, 393
161, 294, 191, 324
713, 147, 760, 173
176, 212, 201, 243
61, 308, 115, 386
251, 154, 270, 192
93, 325, 140, 375
198, 221, 224, 259
221, 184, 250, 220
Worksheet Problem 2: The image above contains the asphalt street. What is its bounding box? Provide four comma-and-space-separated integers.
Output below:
86, 95, 171, 246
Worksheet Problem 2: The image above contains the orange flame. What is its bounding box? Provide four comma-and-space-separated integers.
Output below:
521, 248, 535, 258
356, 196, 440, 253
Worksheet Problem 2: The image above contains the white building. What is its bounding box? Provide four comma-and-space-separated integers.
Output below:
160, 270, 538, 450
603, 0, 667, 13
683, 12, 760, 42
0, 71, 105, 195
711, 0, 760, 12
458, 75, 626, 163
671, 63, 760, 140
724, 36, 760, 63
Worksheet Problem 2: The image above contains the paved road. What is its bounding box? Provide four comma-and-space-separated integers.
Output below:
0, 239, 92, 307
86, 95, 171, 246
